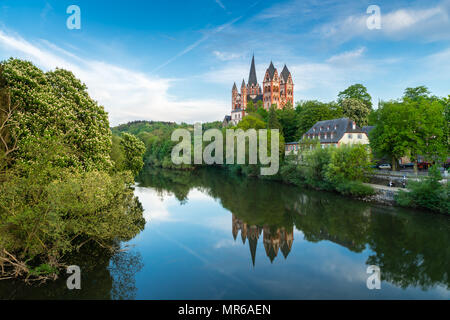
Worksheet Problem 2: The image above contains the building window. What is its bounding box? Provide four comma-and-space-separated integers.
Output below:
348, 134, 353, 139
352, 122, 356, 130
324, 134, 327, 139
358, 134, 362, 139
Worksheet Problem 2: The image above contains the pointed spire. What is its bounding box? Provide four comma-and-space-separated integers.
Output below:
267, 61, 276, 80
280, 64, 291, 82
232, 82, 237, 91
241, 79, 246, 88
248, 55, 258, 86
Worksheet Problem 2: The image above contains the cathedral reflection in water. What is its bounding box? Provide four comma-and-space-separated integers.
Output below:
232, 214, 294, 266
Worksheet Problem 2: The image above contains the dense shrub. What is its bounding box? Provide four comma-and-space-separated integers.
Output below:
396, 166, 449, 214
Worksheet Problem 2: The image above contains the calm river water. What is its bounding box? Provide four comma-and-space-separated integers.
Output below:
1, 168, 449, 299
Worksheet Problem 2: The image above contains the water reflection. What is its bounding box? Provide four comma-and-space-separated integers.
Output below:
232, 215, 294, 265
1, 167, 449, 299
137, 168, 450, 293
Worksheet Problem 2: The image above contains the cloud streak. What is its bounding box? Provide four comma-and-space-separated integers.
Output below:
0, 30, 227, 126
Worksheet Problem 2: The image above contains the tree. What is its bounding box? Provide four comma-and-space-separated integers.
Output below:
369, 97, 447, 171
1, 58, 112, 171
295, 100, 343, 137
341, 98, 371, 127
338, 84, 372, 109
256, 106, 268, 122
276, 106, 299, 142
246, 100, 256, 113
403, 86, 431, 101
120, 133, 146, 175
267, 105, 281, 130
237, 115, 266, 130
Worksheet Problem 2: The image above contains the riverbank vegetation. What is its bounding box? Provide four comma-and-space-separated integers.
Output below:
0, 59, 145, 282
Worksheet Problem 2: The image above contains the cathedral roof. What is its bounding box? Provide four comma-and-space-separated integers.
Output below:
248, 55, 258, 86
267, 61, 276, 80
280, 65, 291, 82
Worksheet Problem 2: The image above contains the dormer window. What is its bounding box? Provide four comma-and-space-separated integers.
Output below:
324, 133, 327, 139
331, 133, 334, 139
327, 126, 330, 130
334, 125, 337, 130
352, 122, 356, 130
320, 127, 323, 131
313, 128, 316, 132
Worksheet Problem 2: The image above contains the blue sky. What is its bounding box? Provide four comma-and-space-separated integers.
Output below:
0, 0, 449, 125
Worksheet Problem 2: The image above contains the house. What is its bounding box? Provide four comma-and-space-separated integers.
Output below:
285, 142, 299, 155
303, 118, 370, 148
222, 115, 231, 127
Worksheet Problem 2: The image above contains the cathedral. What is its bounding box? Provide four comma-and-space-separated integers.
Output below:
225, 55, 294, 125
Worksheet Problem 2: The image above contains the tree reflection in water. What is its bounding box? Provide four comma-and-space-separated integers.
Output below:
137, 167, 450, 291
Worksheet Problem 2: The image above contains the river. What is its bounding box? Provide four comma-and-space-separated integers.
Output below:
1, 167, 449, 299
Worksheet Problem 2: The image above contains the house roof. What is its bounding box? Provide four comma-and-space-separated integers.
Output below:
304, 118, 366, 143
248, 55, 258, 86
362, 126, 375, 134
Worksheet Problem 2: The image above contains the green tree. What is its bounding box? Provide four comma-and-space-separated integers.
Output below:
403, 86, 431, 101
295, 100, 343, 136
236, 115, 266, 130
370, 97, 446, 171
1, 58, 112, 171
120, 133, 146, 175
246, 100, 256, 113
341, 98, 371, 127
276, 106, 299, 142
338, 84, 372, 109
267, 105, 281, 130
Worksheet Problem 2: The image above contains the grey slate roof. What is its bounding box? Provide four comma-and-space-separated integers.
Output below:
241, 79, 246, 87
304, 118, 366, 143
280, 65, 291, 82
266, 61, 276, 80
232, 82, 237, 91
248, 55, 258, 86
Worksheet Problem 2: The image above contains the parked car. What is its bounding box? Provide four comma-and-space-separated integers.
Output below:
417, 162, 431, 170
378, 163, 391, 170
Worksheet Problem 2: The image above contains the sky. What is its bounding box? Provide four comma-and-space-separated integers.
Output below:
0, 0, 449, 126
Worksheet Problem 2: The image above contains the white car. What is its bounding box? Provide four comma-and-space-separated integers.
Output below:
378, 163, 391, 169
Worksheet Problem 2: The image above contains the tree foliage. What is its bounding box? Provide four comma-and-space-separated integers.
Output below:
338, 84, 372, 110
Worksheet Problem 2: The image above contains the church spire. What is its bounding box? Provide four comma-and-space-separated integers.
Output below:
248, 55, 258, 86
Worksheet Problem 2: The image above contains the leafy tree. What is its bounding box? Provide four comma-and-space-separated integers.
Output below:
325, 144, 372, 183
338, 84, 372, 110
236, 115, 266, 130
295, 100, 343, 136
1, 58, 112, 171
341, 98, 371, 127
256, 106, 268, 122
370, 97, 446, 171
246, 100, 256, 113
403, 86, 431, 101
267, 105, 281, 130
276, 106, 299, 142
120, 133, 146, 175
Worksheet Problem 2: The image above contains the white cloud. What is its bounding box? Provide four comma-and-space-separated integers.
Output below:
317, 0, 450, 43
213, 50, 242, 61
326, 47, 366, 64
0, 30, 228, 126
